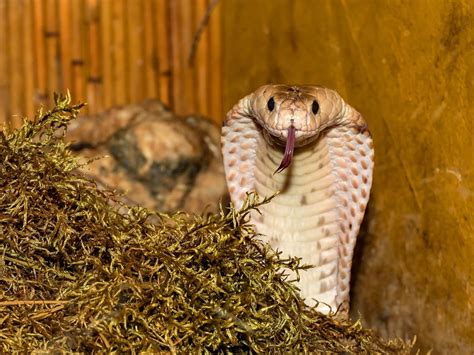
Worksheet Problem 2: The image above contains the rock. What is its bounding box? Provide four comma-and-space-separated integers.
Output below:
66, 100, 228, 214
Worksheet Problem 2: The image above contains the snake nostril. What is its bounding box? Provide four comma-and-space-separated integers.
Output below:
312, 100, 319, 114
267, 97, 275, 112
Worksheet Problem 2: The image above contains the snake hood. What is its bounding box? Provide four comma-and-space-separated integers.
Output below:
246, 85, 349, 173
222, 84, 374, 316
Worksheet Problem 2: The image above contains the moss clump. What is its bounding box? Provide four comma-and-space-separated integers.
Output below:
0, 94, 411, 353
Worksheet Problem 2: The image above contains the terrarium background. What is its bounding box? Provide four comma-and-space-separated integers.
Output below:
0, 0, 473, 353
0, 0, 222, 127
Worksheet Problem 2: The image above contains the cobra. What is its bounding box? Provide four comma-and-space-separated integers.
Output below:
221, 85, 374, 317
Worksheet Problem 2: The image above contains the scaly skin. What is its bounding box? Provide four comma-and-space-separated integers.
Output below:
221, 85, 374, 317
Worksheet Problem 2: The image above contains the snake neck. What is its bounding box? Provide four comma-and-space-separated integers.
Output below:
222, 96, 374, 318
252, 133, 343, 314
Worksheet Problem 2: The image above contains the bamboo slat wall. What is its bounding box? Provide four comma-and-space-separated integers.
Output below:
0, 0, 222, 128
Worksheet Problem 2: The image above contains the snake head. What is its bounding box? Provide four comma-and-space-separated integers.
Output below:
250, 85, 345, 173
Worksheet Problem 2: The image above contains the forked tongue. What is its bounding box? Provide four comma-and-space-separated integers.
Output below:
274, 124, 296, 174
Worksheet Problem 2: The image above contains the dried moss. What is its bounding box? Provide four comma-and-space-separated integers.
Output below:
0, 94, 411, 353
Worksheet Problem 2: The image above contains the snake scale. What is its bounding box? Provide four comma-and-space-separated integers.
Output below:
221, 85, 374, 317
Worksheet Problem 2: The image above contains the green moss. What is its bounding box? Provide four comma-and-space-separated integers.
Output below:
0, 94, 411, 353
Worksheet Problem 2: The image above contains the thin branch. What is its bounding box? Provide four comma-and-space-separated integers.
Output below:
0, 300, 69, 307
188, 0, 220, 65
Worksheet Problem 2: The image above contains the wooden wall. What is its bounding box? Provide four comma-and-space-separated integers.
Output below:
0, 0, 222, 128
221, 0, 473, 353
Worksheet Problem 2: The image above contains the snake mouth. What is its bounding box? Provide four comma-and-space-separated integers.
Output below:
274, 123, 296, 174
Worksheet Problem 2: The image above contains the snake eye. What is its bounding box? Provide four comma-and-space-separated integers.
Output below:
312, 100, 319, 115
267, 97, 275, 112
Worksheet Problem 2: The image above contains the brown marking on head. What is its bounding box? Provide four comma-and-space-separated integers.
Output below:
251, 85, 343, 133
247, 85, 351, 174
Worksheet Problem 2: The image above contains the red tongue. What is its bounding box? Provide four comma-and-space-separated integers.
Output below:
274, 125, 296, 174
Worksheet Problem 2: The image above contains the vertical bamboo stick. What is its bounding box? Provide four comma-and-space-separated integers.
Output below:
169, 0, 183, 113
86, 0, 102, 112
194, 0, 210, 117
143, 0, 157, 99
8, 0, 25, 127
155, 0, 171, 107
0, 0, 9, 127
71, 0, 86, 108
112, 0, 127, 105
33, 0, 48, 110
1, 0, 222, 126
126, 0, 145, 103
59, 0, 72, 94
100, 0, 113, 108
209, 0, 222, 123
23, 0, 36, 119
181, 0, 196, 115
45, 0, 60, 102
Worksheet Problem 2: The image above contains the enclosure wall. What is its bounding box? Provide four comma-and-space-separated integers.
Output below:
221, 0, 473, 352
0, 0, 222, 127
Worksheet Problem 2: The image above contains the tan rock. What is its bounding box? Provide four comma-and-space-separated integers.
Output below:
67, 100, 227, 214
